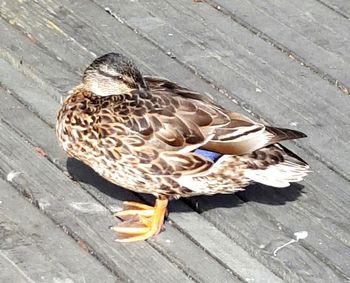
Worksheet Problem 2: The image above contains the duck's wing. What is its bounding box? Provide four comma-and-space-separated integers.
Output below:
203, 112, 307, 155
94, 86, 231, 177
144, 76, 307, 155
93, 76, 308, 179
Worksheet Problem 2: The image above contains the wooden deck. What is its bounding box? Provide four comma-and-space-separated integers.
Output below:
0, 0, 349, 282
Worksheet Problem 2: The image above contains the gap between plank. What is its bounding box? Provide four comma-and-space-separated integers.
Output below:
196, 193, 350, 281
0, 251, 36, 283
168, 220, 260, 282
202, 0, 350, 96
315, 0, 350, 20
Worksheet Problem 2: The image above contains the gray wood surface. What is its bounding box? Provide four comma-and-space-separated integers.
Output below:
1, 0, 350, 282
0, 179, 117, 283
318, 0, 350, 19
0, 120, 197, 283
204, 0, 350, 90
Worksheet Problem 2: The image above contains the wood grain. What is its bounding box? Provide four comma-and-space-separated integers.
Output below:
0, 179, 117, 283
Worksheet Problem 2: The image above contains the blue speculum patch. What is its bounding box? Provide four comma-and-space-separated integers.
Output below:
193, 148, 222, 162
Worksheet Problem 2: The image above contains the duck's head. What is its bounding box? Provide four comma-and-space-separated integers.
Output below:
82, 53, 147, 96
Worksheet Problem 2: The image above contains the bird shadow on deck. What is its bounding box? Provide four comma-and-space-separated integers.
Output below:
66, 158, 305, 214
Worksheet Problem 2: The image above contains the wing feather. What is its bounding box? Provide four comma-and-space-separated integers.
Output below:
93, 77, 307, 178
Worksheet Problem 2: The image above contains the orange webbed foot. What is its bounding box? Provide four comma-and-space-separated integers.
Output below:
112, 198, 168, 242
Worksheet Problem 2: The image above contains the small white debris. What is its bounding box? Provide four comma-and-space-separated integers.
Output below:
289, 121, 298, 127
255, 87, 262, 93
38, 199, 51, 210
104, 7, 124, 24
294, 231, 308, 240
273, 231, 308, 256
165, 239, 171, 243
166, 51, 176, 58
168, 33, 173, 36
70, 202, 107, 213
6, 171, 23, 182
53, 278, 74, 283
242, 106, 252, 114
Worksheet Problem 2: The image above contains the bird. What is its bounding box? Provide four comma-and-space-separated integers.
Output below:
56, 53, 309, 242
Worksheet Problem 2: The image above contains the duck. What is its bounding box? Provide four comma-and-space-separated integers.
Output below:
56, 53, 309, 242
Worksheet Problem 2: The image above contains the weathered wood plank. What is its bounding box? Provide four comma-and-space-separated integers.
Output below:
0, 179, 118, 283
0, 254, 29, 283
187, 185, 350, 282
0, 0, 221, 103
0, 120, 195, 283
2, 0, 350, 278
204, 0, 350, 88
3, 17, 348, 283
314, 0, 350, 19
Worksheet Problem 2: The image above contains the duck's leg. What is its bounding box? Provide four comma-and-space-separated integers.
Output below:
112, 197, 168, 242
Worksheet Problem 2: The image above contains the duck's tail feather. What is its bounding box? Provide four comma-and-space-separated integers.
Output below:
244, 145, 310, 188
265, 126, 307, 144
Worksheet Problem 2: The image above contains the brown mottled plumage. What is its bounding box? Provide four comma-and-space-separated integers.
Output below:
56, 53, 309, 242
